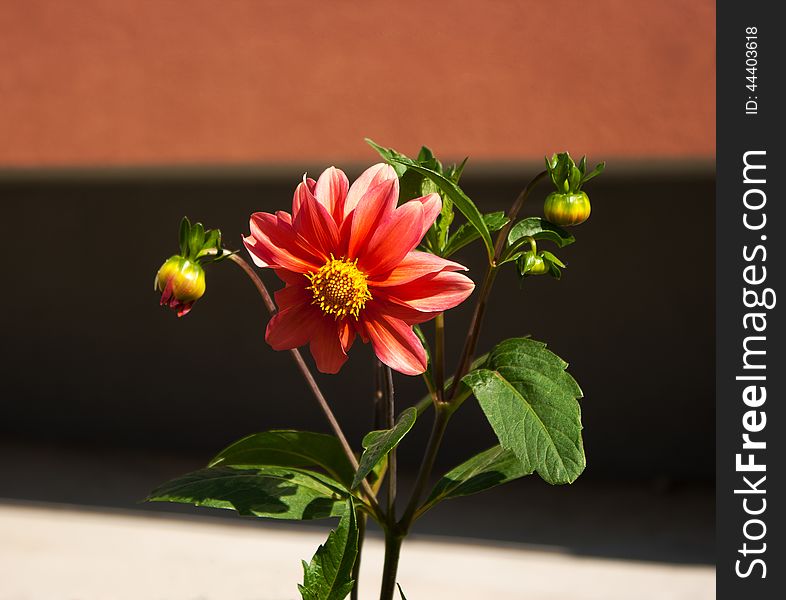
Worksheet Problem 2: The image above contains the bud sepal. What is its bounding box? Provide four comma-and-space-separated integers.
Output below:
543, 152, 604, 227
154, 216, 228, 317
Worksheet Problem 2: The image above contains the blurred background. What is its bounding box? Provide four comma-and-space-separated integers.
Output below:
0, 1, 715, 598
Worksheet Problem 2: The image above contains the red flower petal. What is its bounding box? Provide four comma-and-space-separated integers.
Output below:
360, 307, 428, 375
360, 199, 425, 276
247, 212, 323, 273
383, 271, 475, 313
273, 280, 310, 309
315, 167, 350, 225
265, 302, 324, 351
343, 163, 397, 219
369, 251, 467, 287
347, 178, 399, 261
292, 178, 317, 218
365, 296, 440, 325
309, 318, 354, 374
412, 193, 442, 238
292, 182, 340, 260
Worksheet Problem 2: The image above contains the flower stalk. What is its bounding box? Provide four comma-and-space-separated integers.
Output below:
227, 252, 383, 520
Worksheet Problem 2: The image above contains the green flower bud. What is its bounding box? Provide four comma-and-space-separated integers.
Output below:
543, 191, 591, 227
154, 255, 206, 317
519, 251, 550, 276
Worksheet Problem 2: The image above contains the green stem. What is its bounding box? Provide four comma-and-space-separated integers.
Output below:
351, 512, 367, 600
399, 405, 452, 530
434, 312, 446, 403
449, 170, 548, 400
384, 366, 397, 519
227, 253, 383, 521
379, 529, 404, 600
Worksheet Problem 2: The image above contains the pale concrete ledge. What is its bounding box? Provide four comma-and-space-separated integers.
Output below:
0, 503, 714, 600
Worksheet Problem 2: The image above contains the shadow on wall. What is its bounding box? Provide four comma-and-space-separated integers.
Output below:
0, 164, 714, 483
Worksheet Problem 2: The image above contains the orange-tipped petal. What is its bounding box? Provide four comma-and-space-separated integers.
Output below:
360, 308, 428, 375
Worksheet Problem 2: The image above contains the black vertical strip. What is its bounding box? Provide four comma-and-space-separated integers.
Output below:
717, 1, 784, 597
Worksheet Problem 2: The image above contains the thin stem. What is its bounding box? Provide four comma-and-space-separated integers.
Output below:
449, 170, 548, 400
384, 366, 397, 519
433, 312, 446, 403
374, 360, 386, 429
399, 405, 451, 531
227, 252, 277, 313
494, 170, 549, 259
379, 530, 404, 600
227, 253, 382, 519
351, 512, 366, 600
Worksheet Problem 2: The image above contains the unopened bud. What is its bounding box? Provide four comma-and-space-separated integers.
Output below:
154, 255, 206, 317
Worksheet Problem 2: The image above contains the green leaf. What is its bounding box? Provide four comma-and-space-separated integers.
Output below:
580, 161, 605, 187
387, 158, 493, 262
442, 212, 509, 258
365, 138, 408, 178
540, 250, 566, 268
423, 445, 533, 511
299, 498, 358, 600
351, 407, 417, 489
146, 466, 347, 520
188, 222, 206, 258
446, 157, 468, 183
507, 217, 575, 249
462, 338, 585, 484
208, 430, 357, 491
178, 216, 191, 256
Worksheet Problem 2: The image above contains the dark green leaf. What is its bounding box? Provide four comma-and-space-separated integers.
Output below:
398, 169, 424, 203
424, 445, 533, 510
442, 212, 509, 258
462, 338, 585, 484
578, 155, 587, 175
540, 250, 566, 268
147, 466, 347, 520
209, 430, 356, 491
178, 216, 191, 256
299, 498, 358, 600
507, 217, 575, 249
387, 158, 494, 261
352, 408, 417, 489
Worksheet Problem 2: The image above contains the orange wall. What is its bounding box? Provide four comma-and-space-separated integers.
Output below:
0, 1, 715, 167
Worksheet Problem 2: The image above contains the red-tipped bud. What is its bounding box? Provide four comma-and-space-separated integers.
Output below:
154, 255, 206, 317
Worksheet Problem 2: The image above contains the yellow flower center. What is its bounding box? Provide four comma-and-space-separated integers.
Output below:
306, 256, 371, 320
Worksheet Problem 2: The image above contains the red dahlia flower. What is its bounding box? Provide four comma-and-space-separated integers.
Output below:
244, 164, 475, 375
